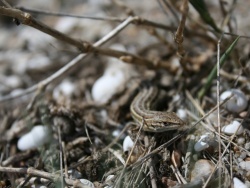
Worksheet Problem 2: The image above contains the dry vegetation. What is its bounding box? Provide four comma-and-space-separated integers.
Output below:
0, 0, 250, 187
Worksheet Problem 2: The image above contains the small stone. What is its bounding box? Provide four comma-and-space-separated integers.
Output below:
220, 89, 248, 113
221, 121, 244, 135
191, 159, 214, 181
5, 75, 22, 88
240, 152, 247, 160
194, 134, 217, 152
17, 125, 52, 151
238, 158, 243, 163
244, 142, 250, 150
176, 109, 187, 121
194, 140, 209, 152
91, 70, 126, 104
246, 157, 250, 161
237, 137, 246, 145
68, 169, 82, 179
53, 79, 75, 99
105, 175, 115, 186
123, 136, 134, 153
239, 111, 248, 118
112, 130, 121, 137
79, 179, 94, 187
239, 161, 250, 171
233, 177, 247, 188
26, 54, 51, 70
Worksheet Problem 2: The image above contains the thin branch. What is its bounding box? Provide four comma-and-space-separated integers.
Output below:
57, 126, 64, 187
144, 136, 157, 188
0, 7, 177, 70
216, 36, 222, 188
2, 6, 249, 47
0, 16, 134, 102
174, 0, 188, 57
16, 7, 177, 31
62, 142, 68, 179
0, 7, 86, 51
0, 166, 86, 188
18, 6, 124, 22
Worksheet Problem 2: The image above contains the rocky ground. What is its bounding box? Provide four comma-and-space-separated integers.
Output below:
0, 0, 250, 187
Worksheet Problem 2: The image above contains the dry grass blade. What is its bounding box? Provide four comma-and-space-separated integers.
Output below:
174, 0, 188, 57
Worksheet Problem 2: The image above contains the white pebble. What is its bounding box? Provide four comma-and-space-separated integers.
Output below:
26, 54, 51, 70
222, 121, 244, 135
92, 70, 126, 104
170, 57, 181, 67
55, 17, 78, 33
176, 109, 187, 121
220, 89, 247, 113
5, 75, 22, 88
238, 158, 243, 163
245, 142, 250, 150
17, 126, 52, 151
194, 140, 209, 152
173, 94, 181, 102
92, 44, 134, 104
79, 179, 94, 187
19, 28, 53, 50
239, 161, 250, 171
191, 159, 214, 181
237, 137, 246, 145
194, 134, 216, 152
112, 130, 121, 137
194, 135, 209, 152
240, 152, 247, 160
105, 175, 115, 186
8, 89, 30, 102
123, 136, 134, 152
233, 177, 248, 188
53, 79, 75, 98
